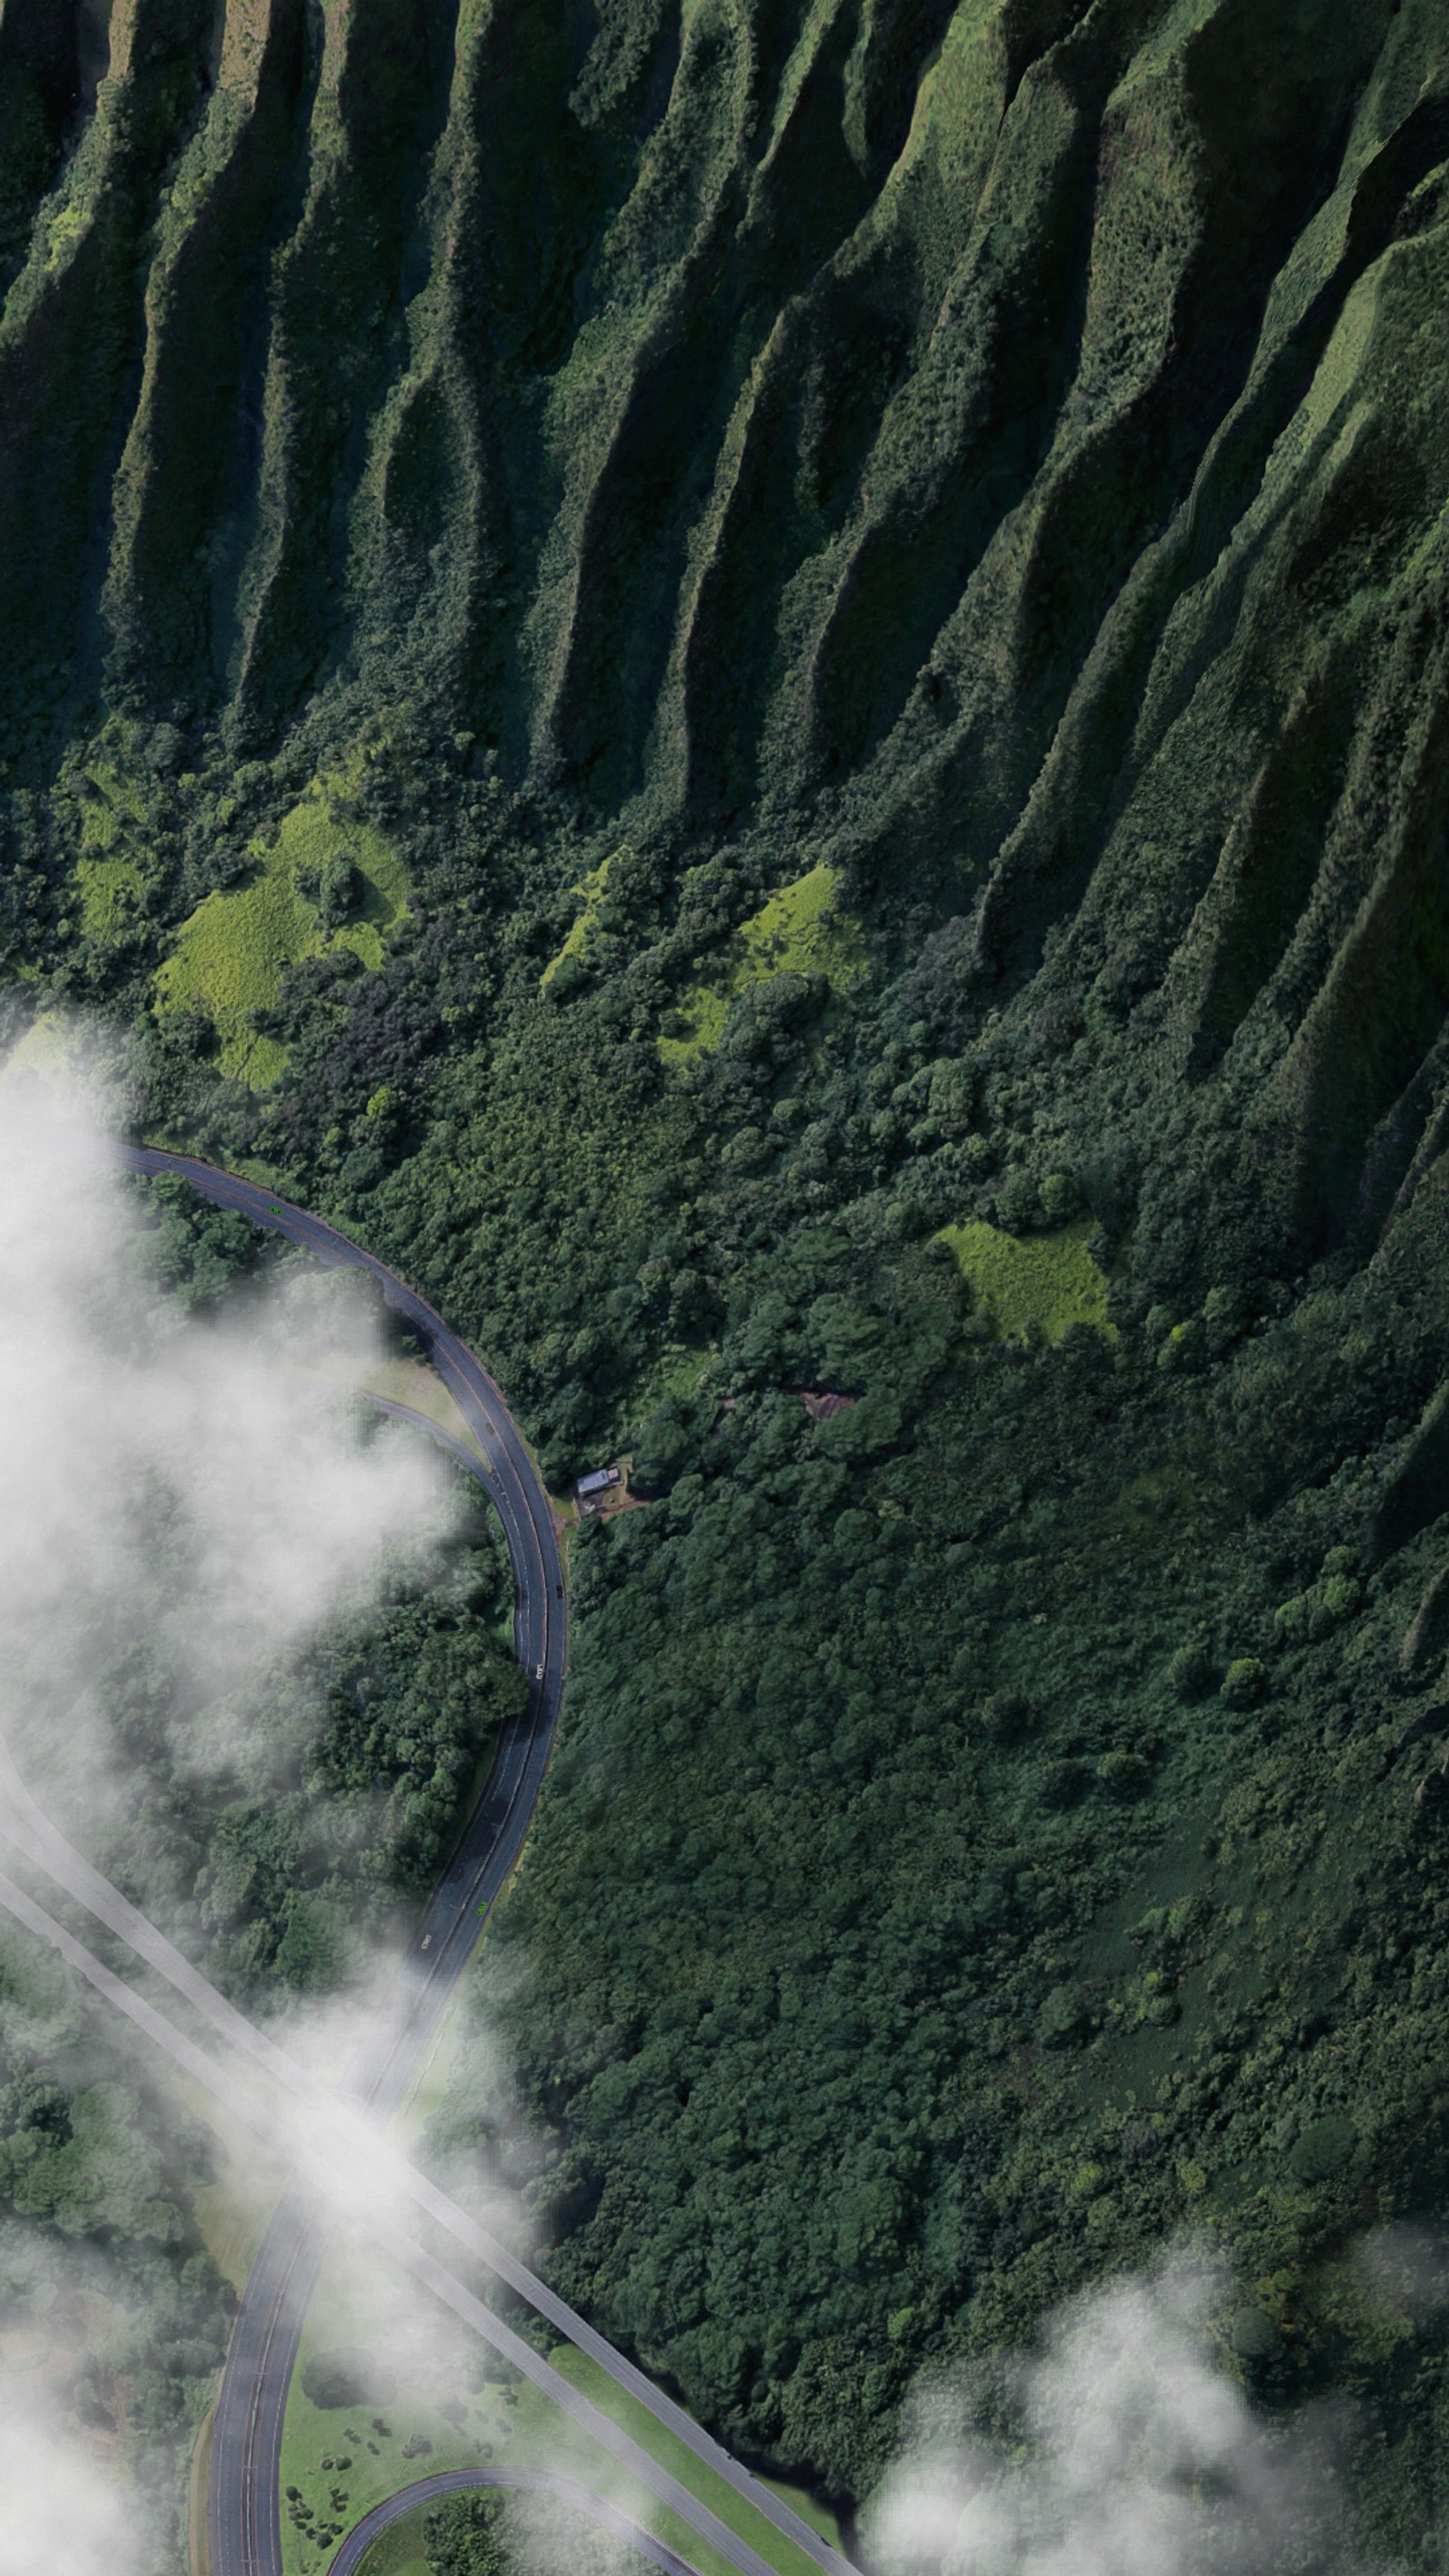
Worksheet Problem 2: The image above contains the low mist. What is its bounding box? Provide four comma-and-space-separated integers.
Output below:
0, 1053, 1401, 2576
0, 1043, 469, 2570
0, 1048, 453, 1837
863, 2252, 1352, 2576
0, 2391, 143, 2576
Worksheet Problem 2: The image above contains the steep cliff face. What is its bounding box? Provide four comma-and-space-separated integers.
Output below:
5, 0, 1449, 1270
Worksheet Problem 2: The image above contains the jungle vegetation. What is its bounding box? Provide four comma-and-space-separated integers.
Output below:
6, 0, 1449, 2568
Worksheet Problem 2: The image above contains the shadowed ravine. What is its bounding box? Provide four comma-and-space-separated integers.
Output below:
3, 5, 1449, 1249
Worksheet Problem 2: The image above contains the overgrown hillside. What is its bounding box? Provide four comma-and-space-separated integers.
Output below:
8, 0, 1449, 2566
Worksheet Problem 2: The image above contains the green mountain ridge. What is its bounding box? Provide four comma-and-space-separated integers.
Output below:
9, 1, 1449, 2569
4, 0, 1449, 1270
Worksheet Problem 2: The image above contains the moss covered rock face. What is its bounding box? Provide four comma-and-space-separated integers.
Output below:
15, 1, 1449, 2568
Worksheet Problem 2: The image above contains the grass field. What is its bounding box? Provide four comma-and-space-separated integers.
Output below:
936, 1217, 1114, 1345
154, 755, 409, 1088
72, 760, 162, 947
346, 2458, 839, 2576
540, 851, 616, 991
351, 2517, 430, 2576
659, 862, 868, 1063
278, 2277, 503, 2576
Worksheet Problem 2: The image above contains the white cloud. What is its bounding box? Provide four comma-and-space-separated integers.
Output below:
1354, 2224, 1449, 2331
864, 2253, 1340, 2576
0, 1043, 452, 1836
0, 2394, 141, 2576
0, 1037, 475, 2560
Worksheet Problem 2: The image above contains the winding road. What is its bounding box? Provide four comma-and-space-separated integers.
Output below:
117, 1149, 570, 2576
0, 1148, 853, 2576
328, 2467, 699, 2576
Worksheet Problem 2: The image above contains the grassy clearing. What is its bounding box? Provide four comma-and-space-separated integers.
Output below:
153, 837, 309, 1085
760, 2478, 841, 2552
540, 851, 616, 991
351, 2518, 430, 2576
190, 2399, 217, 2576
71, 761, 164, 947
277, 2239, 831, 2576
75, 846, 150, 946
275, 2249, 734, 2576
659, 861, 868, 1064
154, 755, 409, 1089
279, 2318, 488, 2576
0, 1008, 82, 1083
936, 1217, 1114, 1345
353, 1359, 488, 1470
537, 2344, 834, 2576
388, 1948, 488, 2163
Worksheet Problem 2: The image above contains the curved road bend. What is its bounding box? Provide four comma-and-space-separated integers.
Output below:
118, 1150, 569, 2576
330, 2467, 701, 2576
108, 1153, 854, 2576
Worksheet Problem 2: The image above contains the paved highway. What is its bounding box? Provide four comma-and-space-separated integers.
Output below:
115, 1148, 571, 2576
328, 2466, 701, 2576
1, 1148, 854, 2576
0, 1862, 791, 2576
0, 1742, 851, 2576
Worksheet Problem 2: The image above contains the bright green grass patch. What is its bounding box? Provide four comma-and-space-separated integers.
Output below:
154, 854, 312, 1089
75, 848, 150, 946
356, 1358, 488, 1467
936, 1217, 1114, 1345
0, 1009, 82, 1084
72, 762, 164, 947
154, 759, 408, 1089
540, 851, 615, 991
761, 2477, 843, 2552
352, 2521, 431, 2576
659, 860, 868, 1064
279, 2324, 490, 2576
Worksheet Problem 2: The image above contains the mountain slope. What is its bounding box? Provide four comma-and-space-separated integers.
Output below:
10, 3, 1449, 2567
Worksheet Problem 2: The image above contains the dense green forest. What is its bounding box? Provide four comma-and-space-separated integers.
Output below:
7, 0, 1449, 2568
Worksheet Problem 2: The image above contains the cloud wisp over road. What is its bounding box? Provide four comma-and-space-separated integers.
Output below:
0, 1520, 857, 2576
0, 1860, 801, 2576
0, 1056, 456, 2573
0, 1057, 452, 1841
